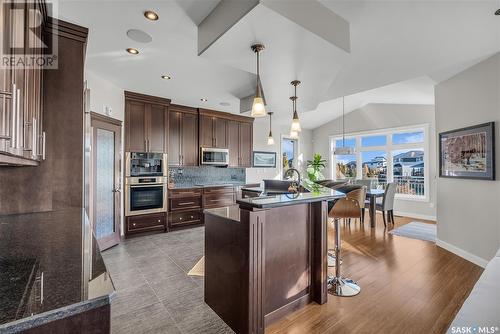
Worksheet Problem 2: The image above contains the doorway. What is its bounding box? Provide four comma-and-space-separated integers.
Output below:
281, 137, 298, 176
90, 112, 122, 251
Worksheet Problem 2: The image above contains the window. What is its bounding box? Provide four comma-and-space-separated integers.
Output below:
330, 125, 428, 200
282, 138, 297, 171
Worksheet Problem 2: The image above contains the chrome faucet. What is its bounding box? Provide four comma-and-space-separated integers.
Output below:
284, 168, 301, 192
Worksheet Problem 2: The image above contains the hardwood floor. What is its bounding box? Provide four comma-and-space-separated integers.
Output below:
266, 213, 483, 334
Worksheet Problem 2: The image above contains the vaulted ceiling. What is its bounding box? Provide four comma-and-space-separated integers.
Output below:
57, 0, 500, 129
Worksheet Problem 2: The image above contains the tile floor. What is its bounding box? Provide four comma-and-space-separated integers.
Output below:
101, 227, 234, 334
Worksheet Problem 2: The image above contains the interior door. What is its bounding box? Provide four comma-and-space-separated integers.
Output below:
91, 113, 122, 251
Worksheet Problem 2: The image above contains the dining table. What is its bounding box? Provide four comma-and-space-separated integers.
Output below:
366, 189, 385, 228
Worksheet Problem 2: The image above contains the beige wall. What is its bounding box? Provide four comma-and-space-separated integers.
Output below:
312, 103, 437, 220
435, 53, 500, 266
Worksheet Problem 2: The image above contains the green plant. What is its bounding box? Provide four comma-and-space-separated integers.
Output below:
306, 153, 326, 182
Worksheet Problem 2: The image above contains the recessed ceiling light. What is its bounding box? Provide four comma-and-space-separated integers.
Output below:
126, 48, 139, 55
200, 98, 208, 102
495, 9, 500, 15
144, 10, 159, 21
161, 75, 171, 80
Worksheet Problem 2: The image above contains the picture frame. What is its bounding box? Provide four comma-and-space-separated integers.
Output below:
439, 122, 495, 180
253, 151, 277, 168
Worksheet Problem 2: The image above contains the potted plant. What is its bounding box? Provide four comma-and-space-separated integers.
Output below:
306, 153, 326, 182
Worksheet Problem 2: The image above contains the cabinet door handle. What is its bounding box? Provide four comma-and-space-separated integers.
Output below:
16, 88, 21, 150
10, 84, 16, 149
179, 201, 195, 206
41, 131, 46, 160
32, 118, 37, 158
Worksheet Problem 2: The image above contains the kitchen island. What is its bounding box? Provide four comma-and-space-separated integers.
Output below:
204, 184, 345, 334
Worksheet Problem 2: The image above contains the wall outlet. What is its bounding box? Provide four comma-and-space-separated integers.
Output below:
103, 105, 112, 116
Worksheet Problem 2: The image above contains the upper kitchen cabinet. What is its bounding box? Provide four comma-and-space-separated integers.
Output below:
199, 109, 227, 148
169, 104, 198, 166
0, 0, 45, 166
124, 91, 170, 153
227, 116, 253, 167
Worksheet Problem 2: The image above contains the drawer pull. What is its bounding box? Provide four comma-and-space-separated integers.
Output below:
157, 219, 161, 223
132, 223, 136, 227
179, 217, 183, 220
190, 215, 194, 219
179, 201, 196, 206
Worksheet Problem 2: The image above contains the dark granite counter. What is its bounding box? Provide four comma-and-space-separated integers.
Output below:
0, 209, 115, 333
237, 183, 345, 209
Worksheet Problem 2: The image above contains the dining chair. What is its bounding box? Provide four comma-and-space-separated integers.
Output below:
327, 190, 362, 297
355, 179, 374, 190
364, 182, 397, 226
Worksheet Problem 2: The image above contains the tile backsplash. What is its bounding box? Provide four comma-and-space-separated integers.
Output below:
168, 166, 246, 187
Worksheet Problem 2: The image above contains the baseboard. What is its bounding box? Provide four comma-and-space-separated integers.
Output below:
436, 239, 488, 268
393, 210, 436, 222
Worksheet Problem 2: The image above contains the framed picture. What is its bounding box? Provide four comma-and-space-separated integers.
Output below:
439, 122, 495, 180
253, 151, 276, 168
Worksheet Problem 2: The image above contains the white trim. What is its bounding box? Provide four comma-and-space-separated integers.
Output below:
393, 210, 436, 222
436, 239, 488, 268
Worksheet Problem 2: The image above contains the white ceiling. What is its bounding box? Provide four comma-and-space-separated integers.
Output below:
57, 0, 500, 129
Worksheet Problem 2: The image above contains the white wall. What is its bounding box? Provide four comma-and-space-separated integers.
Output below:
86, 70, 124, 121
435, 53, 500, 266
313, 103, 437, 220
246, 116, 313, 184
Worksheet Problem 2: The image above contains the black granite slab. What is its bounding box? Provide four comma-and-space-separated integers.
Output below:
237, 183, 345, 209
0, 209, 115, 332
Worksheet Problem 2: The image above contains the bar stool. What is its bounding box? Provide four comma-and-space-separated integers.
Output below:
327, 193, 362, 297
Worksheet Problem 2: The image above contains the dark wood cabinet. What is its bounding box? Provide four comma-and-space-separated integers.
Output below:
168, 187, 203, 228
227, 119, 253, 167
239, 121, 253, 167
0, 0, 45, 165
199, 109, 227, 148
125, 100, 146, 152
148, 103, 167, 153
168, 104, 198, 166
124, 91, 169, 153
126, 212, 167, 235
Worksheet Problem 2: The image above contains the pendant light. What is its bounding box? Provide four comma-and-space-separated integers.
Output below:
290, 80, 301, 132
333, 96, 355, 155
251, 44, 266, 117
267, 112, 275, 145
289, 96, 299, 139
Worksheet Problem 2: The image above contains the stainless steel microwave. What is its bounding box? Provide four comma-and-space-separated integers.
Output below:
200, 147, 229, 166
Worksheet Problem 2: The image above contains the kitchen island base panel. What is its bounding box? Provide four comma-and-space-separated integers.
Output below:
205, 201, 329, 334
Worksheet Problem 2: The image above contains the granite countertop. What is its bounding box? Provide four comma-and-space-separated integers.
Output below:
0, 209, 115, 333
204, 205, 241, 222
237, 183, 345, 209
